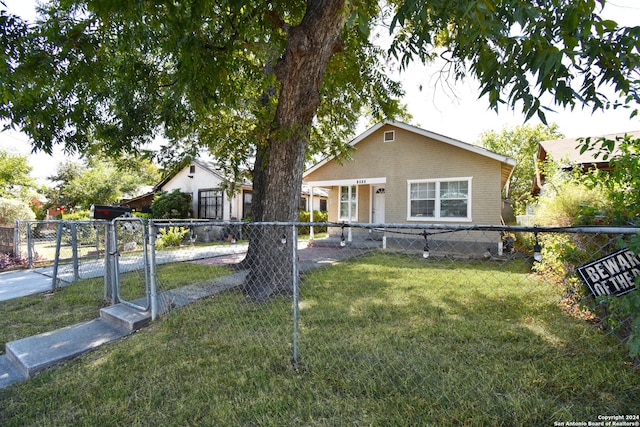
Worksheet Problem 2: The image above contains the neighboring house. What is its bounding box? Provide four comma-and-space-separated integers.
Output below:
146, 158, 328, 220
532, 130, 640, 195
155, 159, 251, 221
120, 186, 154, 214
303, 121, 516, 252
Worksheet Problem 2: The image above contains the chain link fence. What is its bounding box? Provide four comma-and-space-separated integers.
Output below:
3, 219, 640, 421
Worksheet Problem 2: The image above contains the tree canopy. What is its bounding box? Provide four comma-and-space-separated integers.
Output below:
46, 155, 160, 211
0, 148, 37, 200
478, 123, 564, 216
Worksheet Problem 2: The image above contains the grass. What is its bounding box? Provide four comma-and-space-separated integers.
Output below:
0, 253, 638, 425
0, 262, 231, 353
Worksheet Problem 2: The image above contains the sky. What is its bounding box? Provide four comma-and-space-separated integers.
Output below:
1, 0, 640, 184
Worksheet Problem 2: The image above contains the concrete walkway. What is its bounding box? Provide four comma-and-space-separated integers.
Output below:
0, 240, 358, 389
0, 243, 249, 302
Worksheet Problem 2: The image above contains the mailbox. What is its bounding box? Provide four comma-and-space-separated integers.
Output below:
90, 204, 132, 220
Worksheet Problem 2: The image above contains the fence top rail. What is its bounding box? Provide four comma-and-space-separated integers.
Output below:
15, 219, 640, 235
144, 220, 640, 235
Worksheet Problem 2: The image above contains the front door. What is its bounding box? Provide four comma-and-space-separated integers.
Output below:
372, 186, 385, 223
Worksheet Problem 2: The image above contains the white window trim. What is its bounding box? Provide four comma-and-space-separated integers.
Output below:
338, 185, 358, 222
406, 177, 472, 222
383, 130, 395, 142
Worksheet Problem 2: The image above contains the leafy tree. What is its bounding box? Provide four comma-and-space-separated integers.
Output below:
2, 0, 639, 300
478, 124, 564, 216
151, 190, 192, 219
0, 148, 37, 200
47, 156, 160, 210
580, 134, 640, 224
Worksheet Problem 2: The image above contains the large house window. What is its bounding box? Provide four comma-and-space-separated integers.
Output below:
339, 185, 357, 221
407, 178, 471, 221
198, 189, 223, 220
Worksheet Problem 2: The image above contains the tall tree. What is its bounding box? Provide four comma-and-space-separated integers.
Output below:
2, 0, 639, 299
478, 124, 564, 216
47, 155, 160, 210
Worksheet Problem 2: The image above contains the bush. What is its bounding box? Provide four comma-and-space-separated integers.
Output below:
298, 210, 328, 235
0, 198, 35, 225
156, 226, 190, 248
151, 190, 191, 219
62, 210, 91, 220
0, 252, 27, 271
535, 135, 640, 360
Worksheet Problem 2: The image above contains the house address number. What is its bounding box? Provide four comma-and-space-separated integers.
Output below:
356, 179, 367, 184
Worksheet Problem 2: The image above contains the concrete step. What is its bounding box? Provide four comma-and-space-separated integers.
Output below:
0, 353, 27, 388
5, 319, 129, 378
100, 303, 151, 331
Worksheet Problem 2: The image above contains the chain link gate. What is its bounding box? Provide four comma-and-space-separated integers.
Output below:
106, 217, 156, 315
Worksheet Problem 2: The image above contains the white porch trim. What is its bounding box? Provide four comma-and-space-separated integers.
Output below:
304, 177, 387, 187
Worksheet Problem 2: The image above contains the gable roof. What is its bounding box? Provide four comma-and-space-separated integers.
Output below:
303, 120, 516, 191
538, 130, 640, 166
154, 158, 227, 191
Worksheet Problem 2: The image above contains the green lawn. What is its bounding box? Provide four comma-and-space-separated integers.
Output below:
0, 263, 231, 353
0, 253, 638, 425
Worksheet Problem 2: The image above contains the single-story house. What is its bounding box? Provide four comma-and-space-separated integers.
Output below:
532, 130, 640, 195
302, 121, 516, 253
126, 158, 328, 221
155, 159, 252, 221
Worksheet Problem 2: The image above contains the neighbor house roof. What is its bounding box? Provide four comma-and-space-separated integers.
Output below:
304, 120, 516, 192
154, 158, 235, 191
537, 130, 640, 167
533, 130, 640, 194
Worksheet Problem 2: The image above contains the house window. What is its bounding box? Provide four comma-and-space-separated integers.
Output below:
299, 196, 308, 211
319, 199, 327, 212
339, 185, 357, 221
198, 189, 223, 220
407, 178, 471, 221
189, 165, 196, 174
384, 131, 395, 142
242, 190, 252, 220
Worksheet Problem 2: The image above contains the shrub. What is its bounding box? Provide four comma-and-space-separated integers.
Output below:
535, 135, 640, 359
0, 252, 27, 271
151, 190, 191, 219
62, 210, 91, 220
0, 197, 35, 225
156, 226, 190, 248
298, 210, 328, 235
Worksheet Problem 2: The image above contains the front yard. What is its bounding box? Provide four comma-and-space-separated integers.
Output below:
0, 253, 638, 425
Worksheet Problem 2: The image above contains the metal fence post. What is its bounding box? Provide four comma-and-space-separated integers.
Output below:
292, 224, 300, 369
149, 221, 158, 320
103, 222, 116, 305
71, 222, 79, 282
26, 221, 33, 268
13, 220, 19, 258
51, 221, 64, 291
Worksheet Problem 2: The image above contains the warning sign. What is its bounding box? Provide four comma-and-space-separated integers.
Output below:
577, 248, 640, 297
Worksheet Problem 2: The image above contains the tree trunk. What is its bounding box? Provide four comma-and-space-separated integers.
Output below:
242, 0, 346, 301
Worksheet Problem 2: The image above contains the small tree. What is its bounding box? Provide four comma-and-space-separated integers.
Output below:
478, 124, 564, 215
0, 149, 38, 200
151, 190, 191, 219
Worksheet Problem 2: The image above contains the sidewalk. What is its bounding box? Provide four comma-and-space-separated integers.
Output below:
0, 269, 55, 302
0, 242, 250, 302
